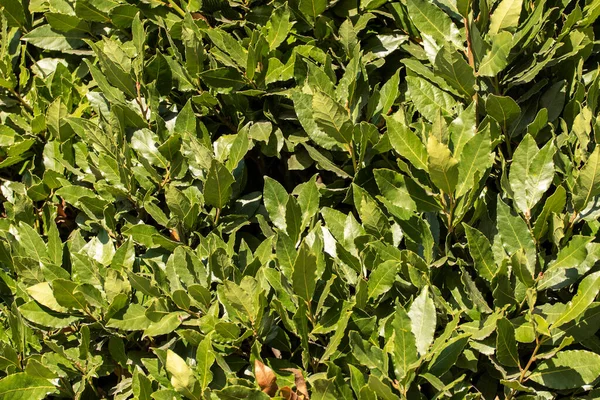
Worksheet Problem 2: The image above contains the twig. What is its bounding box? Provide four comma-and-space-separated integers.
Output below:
464, 15, 479, 127
7, 88, 33, 113
347, 143, 358, 173
506, 336, 545, 400
135, 81, 150, 124
214, 207, 221, 225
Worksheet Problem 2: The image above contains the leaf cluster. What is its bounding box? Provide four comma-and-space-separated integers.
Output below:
0, 0, 600, 398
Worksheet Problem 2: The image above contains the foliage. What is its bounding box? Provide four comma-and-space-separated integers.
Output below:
0, 0, 600, 398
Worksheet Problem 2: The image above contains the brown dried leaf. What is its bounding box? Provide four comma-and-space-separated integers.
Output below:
255, 359, 278, 396
282, 368, 308, 399
280, 386, 300, 400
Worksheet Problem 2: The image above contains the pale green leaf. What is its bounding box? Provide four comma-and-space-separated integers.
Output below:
489, 0, 523, 35
478, 32, 514, 77
385, 113, 428, 171
427, 136, 459, 194
552, 271, 600, 329
408, 286, 436, 355
573, 147, 600, 212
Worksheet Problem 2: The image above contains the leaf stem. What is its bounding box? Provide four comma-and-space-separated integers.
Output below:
347, 142, 357, 173
215, 207, 221, 225
463, 16, 479, 126
166, 0, 186, 17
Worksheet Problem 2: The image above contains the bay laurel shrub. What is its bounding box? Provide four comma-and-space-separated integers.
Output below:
0, 0, 600, 398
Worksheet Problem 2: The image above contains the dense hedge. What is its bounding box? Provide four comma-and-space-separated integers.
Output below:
1, 0, 600, 398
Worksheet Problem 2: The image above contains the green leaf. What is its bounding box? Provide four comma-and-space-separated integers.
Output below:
225, 128, 249, 171
46, 13, 88, 33
427, 136, 459, 194
199, 68, 246, 91
27, 282, 68, 313
18, 301, 80, 328
303, 144, 352, 179
143, 312, 186, 338
133, 369, 153, 400
145, 51, 172, 95
374, 168, 417, 220
320, 300, 354, 362
392, 306, 419, 379
106, 304, 152, 331
529, 350, 600, 390
296, 176, 320, 228
92, 42, 136, 98
485, 94, 521, 133
0, 0, 27, 28
464, 224, 498, 282
285, 195, 302, 243
196, 334, 215, 391
349, 331, 386, 372
510, 134, 555, 216
407, 75, 458, 122
204, 28, 247, 68
428, 334, 470, 376
166, 349, 200, 399
132, 129, 168, 168
298, 0, 327, 25
539, 236, 595, 290
455, 127, 494, 198
367, 376, 398, 400
368, 261, 400, 300
496, 318, 520, 367
292, 92, 340, 150
352, 184, 391, 240
434, 47, 476, 98
75, 0, 108, 22
488, 0, 523, 35
0, 373, 57, 400
552, 271, 600, 329
292, 242, 317, 302
533, 186, 566, 240
496, 197, 536, 269
263, 176, 288, 230
52, 279, 88, 310
374, 69, 401, 122
110, 5, 138, 28
16, 221, 49, 265
204, 160, 235, 209
311, 91, 354, 145
408, 286, 436, 355
219, 279, 258, 325
573, 147, 600, 212
449, 102, 477, 156
385, 114, 428, 171
22, 25, 85, 51
478, 32, 514, 77
265, 4, 292, 51
406, 0, 462, 47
